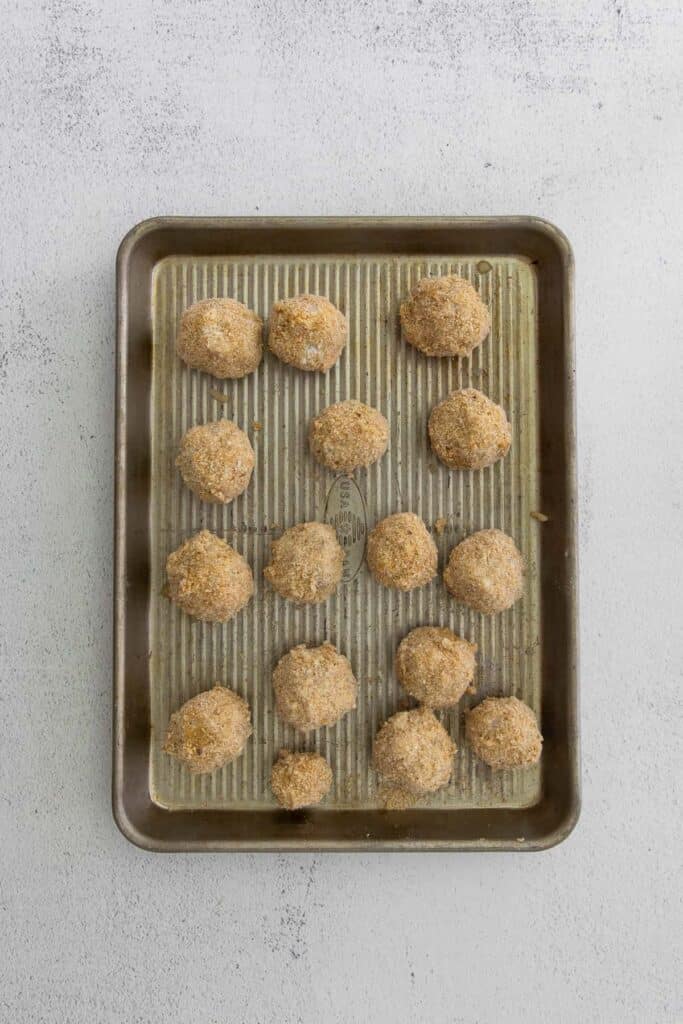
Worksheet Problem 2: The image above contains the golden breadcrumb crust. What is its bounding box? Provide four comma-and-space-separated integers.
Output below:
273, 642, 358, 731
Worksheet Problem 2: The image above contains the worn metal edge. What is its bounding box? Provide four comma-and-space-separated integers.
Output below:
112, 231, 131, 845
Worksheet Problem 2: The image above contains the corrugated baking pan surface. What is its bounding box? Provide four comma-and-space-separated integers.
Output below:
114, 217, 578, 851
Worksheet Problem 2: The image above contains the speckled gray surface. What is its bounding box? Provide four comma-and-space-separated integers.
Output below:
1, 1, 681, 1021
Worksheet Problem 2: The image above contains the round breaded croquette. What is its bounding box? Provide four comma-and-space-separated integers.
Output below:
396, 626, 477, 708
162, 685, 252, 774
367, 512, 438, 591
429, 388, 511, 470
309, 400, 389, 473
270, 750, 333, 809
400, 274, 490, 358
268, 294, 347, 372
264, 522, 344, 604
372, 707, 456, 796
176, 298, 263, 379
272, 643, 358, 731
443, 529, 523, 614
466, 696, 542, 769
165, 529, 254, 622
176, 419, 255, 503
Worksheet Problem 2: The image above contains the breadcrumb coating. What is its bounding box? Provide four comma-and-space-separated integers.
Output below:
163, 685, 252, 774
367, 512, 438, 591
309, 400, 389, 473
373, 707, 456, 796
176, 419, 254, 503
165, 529, 254, 622
396, 626, 477, 708
270, 750, 333, 809
264, 522, 344, 604
400, 275, 490, 357
466, 696, 542, 769
176, 298, 263, 379
443, 529, 523, 614
268, 294, 347, 372
429, 388, 511, 470
273, 642, 358, 731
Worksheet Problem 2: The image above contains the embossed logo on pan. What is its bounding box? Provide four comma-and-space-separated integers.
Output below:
324, 476, 367, 583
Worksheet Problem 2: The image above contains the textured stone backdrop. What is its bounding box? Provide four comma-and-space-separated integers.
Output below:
0, 1, 681, 1021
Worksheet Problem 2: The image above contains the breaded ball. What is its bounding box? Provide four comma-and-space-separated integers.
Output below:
264, 522, 344, 604
176, 298, 263, 378
163, 685, 252, 774
429, 388, 511, 470
443, 529, 523, 614
309, 400, 389, 473
270, 750, 333, 809
176, 419, 255, 503
396, 626, 477, 708
400, 274, 490, 357
372, 707, 456, 796
367, 512, 438, 591
273, 642, 358, 731
165, 529, 254, 622
268, 294, 347, 372
466, 696, 542, 769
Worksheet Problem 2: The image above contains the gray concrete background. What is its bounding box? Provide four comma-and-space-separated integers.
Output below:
1, 1, 681, 1021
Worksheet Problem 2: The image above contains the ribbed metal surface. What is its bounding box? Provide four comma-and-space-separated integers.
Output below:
149, 254, 541, 810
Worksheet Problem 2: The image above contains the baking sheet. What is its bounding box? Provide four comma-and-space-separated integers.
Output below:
114, 217, 578, 850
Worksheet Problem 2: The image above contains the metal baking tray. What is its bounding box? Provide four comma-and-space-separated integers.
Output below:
114, 217, 578, 851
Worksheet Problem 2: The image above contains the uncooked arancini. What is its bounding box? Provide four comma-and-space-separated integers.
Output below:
176, 419, 254, 503
268, 294, 347, 372
309, 400, 389, 473
372, 707, 456, 796
366, 512, 438, 591
165, 529, 254, 622
264, 522, 344, 604
272, 642, 358, 731
176, 298, 263, 378
400, 274, 489, 358
270, 750, 333, 809
466, 696, 542, 769
428, 388, 511, 470
163, 685, 252, 774
396, 626, 477, 708
443, 529, 523, 614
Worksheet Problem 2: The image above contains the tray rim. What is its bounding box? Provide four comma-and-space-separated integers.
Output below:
114, 215, 579, 853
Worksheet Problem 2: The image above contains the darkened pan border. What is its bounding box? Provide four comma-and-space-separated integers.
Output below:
114, 217, 578, 852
